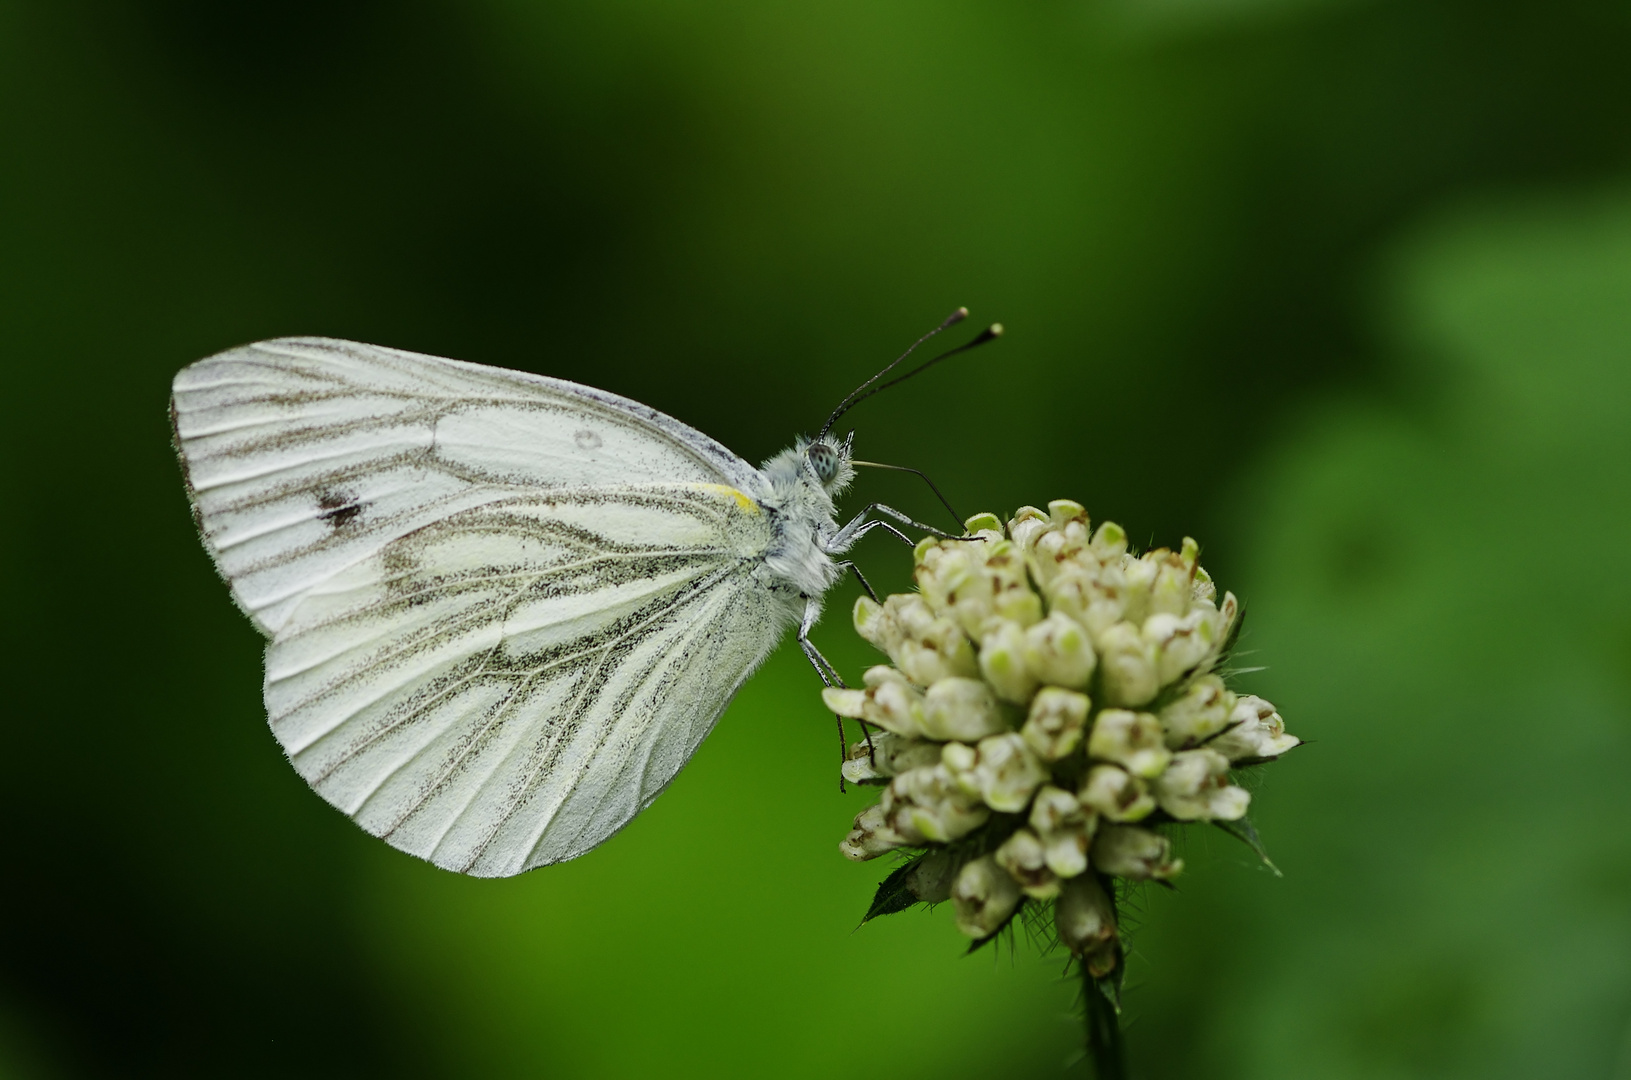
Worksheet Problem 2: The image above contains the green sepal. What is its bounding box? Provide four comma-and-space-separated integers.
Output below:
1213, 816, 1282, 877
861, 854, 930, 923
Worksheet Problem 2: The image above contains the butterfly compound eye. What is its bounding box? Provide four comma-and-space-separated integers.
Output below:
806, 441, 840, 485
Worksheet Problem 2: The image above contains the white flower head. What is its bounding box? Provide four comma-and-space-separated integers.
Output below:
837, 499, 1294, 1004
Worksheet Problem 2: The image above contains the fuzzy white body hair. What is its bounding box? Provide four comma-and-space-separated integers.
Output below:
752, 436, 855, 623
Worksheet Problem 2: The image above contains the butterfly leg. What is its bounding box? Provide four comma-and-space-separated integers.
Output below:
834, 559, 879, 602
796, 596, 844, 688
796, 596, 857, 792
828, 502, 964, 552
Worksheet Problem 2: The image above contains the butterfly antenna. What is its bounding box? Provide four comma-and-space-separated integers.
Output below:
867, 323, 1003, 400
818, 316, 1003, 438
817, 307, 969, 439
850, 460, 963, 527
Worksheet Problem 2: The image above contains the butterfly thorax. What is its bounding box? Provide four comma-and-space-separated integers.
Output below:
754, 437, 852, 604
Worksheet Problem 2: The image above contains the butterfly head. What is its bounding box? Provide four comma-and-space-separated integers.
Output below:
803, 431, 854, 493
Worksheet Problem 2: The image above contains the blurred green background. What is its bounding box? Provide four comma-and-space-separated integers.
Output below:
4, 0, 1631, 1076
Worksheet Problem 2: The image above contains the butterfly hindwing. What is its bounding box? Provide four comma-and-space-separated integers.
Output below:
265, 485, 788, 876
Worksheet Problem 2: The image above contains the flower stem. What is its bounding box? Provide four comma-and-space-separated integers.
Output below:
1083, 965, 1127, 1080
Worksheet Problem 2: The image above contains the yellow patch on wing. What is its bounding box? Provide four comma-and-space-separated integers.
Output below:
694, 483, 761, 514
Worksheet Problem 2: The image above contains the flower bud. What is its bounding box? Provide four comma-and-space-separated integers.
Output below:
1048, 498, 1088, 527
883, 593, 979, 686
1028, 519, 1094, 588
1078, 764, 1156, 822
1153, 749, 1250, 821
968, 732, 1048, 812
1179, 537, 1217, 602
1008, 507, 1051, 555
1158, 675, 1236, 749
952, 855, 1025, 938
1118, 554, 1158, 626
1147, 549, 1193, 617
919, 543, 1010, 638
1210, 695, 1299, 761
1055, 872, 1117, 961
1087, 708, 1172, 778
920, 677, 1008, 741
1083, 939, 1120, 979
902, 849, 961, 904
840, 803, 911, 861
1089, 520, 1127, 561
1095, 622, 1160, 707
913, 547, 975, 621
1091, 825, 1183, 880
887, 592, 938, 642
841, 731, 942, 784
977, 619, 1039, 703
1191, 563, 1217, 604
895, 637, 978, 687
1022, 611, 1097, 689
1143, 606, 1219, 685
1029, 785, 1096, 878
995, 828, 1060, 899
940, 740, 977, 774
1046, 571, 1125, 637
984, 541, 1043, 626
1021, 686, 1091, 761
821, 668, 925, 737
885, 764, 990, 843
1218, 589, 1240, 643
964, 512, 1003, 535
852, 595, 893, 652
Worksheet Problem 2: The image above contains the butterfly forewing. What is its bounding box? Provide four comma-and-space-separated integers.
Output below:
172, 337, 766, 634
173, 339, 793, 876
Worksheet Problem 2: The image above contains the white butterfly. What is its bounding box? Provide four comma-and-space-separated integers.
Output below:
172, 315, 996, 877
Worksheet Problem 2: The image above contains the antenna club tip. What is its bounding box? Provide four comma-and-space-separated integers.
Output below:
988, 322, 1004, 337
945, 306, 970, 326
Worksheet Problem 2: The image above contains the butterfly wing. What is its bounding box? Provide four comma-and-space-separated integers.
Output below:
173, 339, 790, 875
267, 485, 787, 875
172, 336, 767, 635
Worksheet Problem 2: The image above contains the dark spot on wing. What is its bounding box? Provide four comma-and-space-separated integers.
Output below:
317, 488, 364, 529
574, 429, 602, 450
